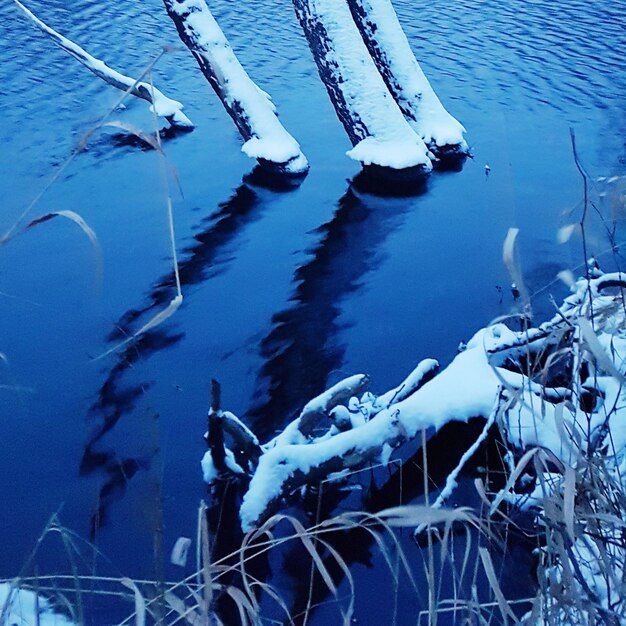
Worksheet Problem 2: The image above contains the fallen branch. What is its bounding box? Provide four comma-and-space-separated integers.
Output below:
14, 0, 193, 131
162, 0, 308, 175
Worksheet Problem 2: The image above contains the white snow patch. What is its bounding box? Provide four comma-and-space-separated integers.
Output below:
0, 584, 75, 626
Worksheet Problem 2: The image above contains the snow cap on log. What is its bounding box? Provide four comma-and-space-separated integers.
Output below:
163, 0, 308, 175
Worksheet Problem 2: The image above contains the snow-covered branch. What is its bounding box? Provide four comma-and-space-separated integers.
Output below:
292, 0, 432, 174
346, 0, 467, 160
202, 269, 626, 533
162, 0, 308, 175
14, 0, 194, 131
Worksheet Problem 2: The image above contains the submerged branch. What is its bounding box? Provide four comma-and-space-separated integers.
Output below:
14, 0, 194, 130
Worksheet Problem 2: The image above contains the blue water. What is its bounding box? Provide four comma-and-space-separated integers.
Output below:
0, 0, 624, 621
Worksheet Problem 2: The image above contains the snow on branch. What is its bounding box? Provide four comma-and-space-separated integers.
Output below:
162, 0, 308, 176
292, 0, 432, 173
346, 0, 468, 160
14, 0, 194, 131
203, 269, 626, 532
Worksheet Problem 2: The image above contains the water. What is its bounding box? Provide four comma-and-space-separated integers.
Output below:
0, 0, 624, 621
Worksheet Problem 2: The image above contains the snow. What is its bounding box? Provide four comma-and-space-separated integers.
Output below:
0, 584, 75, 626
201, 448, 245, 484
347, 0, 467, 153
301, 374, 368, 419
375, 358, 439, 409
296, 0, 432, 170
347, 137, 433, 171
167, 0, 308, 173
198, 265, 626, 624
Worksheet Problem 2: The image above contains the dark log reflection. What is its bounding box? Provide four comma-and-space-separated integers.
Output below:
248, 176, 428, 441
277, 421, 534, 626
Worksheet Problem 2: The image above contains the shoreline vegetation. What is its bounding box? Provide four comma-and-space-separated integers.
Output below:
4, 248, 626, 625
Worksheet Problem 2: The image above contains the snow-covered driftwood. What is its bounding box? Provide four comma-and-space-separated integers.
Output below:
14, 0, 193, 131
203, 268, 626, 533
162, 0, 308, 175
292, 0, 432, 175
346, 0, 467, 160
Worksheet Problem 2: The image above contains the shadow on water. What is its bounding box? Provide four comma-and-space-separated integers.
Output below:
247, 175, 429, 441
83, 167, 298, 537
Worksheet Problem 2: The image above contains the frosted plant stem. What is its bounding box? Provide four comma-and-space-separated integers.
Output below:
415, 408, 498, 537
150, 73, 183, 299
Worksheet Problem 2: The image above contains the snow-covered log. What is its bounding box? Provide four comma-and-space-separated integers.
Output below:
347, 0, 467, 159
162, 0, 308, 176
292, 0, 432, 175
346, 0, 467, 161
204, 268, 626, 532
14, 0, 193, 131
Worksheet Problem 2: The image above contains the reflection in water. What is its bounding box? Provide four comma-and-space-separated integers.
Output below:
200, 176, 429, 623
84, 173, 271, 535
110, 183, 260, 336
248, 177, 428, 441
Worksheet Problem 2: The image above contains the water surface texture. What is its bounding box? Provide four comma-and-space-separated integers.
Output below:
0, 0, 624, 621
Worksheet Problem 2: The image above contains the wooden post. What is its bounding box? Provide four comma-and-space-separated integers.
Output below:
292, 0, 432, 178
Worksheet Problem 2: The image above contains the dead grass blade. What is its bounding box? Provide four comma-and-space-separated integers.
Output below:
200, 501, 212, 623
120, 578, 146, 626
224, 585, 256, 626
93, 294, 183, 360
377, 505, 475, 528
26, 210, 100, 254
478, 548, 518, 624
578, 316, 626, 385
164, 591, 204, 626
489, 448, 559, 515
563, 465, 576, 543
502, 227, 531, 314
